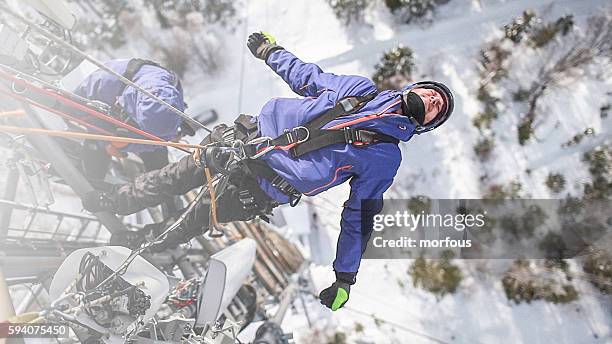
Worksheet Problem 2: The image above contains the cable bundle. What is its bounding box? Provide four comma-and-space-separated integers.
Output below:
76, 253, 150, 327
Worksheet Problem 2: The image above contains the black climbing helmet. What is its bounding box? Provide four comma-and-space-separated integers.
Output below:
404, 81, 455, 134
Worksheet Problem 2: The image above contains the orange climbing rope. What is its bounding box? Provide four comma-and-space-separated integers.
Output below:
0, 110, 26, 117
0, 125, 204, 151
204, 167, 226, 238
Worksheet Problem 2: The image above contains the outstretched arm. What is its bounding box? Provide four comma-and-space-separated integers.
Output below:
334, 175, 393, 276
247, 32, 377, 98
267, 50, 377, 98
319, 171, 395, 311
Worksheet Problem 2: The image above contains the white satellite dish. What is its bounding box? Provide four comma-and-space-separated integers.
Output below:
195, 238, 257, 327
49, 246, 169, 344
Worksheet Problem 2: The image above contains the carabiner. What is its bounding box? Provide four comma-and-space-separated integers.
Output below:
11, 76, 27, 94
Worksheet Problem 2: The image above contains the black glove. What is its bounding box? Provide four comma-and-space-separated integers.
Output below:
247, 32, 284, 61
82, 190, 117, 213
319, 280, 351, 311
199, 124, 229, 146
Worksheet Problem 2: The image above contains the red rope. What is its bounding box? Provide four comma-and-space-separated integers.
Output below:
0, 88, 115, 136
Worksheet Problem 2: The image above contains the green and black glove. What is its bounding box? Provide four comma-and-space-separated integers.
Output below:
319, 272, 355, 311
247, 32, 284, 61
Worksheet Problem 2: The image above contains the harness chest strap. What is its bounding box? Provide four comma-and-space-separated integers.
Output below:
291, 126, 398, 156
244, 93, 399, 159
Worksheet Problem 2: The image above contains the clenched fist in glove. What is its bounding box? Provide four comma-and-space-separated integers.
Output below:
319, 280, 351, 311
247, 32, 284, 61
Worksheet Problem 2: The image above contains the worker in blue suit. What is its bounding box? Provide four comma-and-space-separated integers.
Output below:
74, 58, 192, 175
83, 32, 455, 311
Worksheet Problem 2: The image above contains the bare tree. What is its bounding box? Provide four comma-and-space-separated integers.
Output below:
518, 15, 612, 144
190, 34, 221, 75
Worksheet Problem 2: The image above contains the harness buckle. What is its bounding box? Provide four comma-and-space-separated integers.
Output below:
342, 127, 361, 144
338, 97, 359, 112
232, 140, 247, 160
270, 175, 302, 206
238, 188, 259, 211
343, 128, 378, 146
270, 175, 291, 193
289, 193, 301, 207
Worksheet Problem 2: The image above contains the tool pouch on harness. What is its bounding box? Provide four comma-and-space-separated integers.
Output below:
223, 162, 278, 222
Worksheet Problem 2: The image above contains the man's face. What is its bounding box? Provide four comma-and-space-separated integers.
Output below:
411, 88, 445, 124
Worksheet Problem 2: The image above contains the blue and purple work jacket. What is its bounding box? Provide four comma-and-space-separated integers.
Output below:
255, 49, 419, 274
73, 59, 184, 153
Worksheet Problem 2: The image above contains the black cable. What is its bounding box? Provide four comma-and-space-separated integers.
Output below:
342, 305, 453, 344
76, 252, 130, 327
302, 290, 453, 344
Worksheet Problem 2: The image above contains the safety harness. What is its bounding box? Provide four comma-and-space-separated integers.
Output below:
242, 93, 399, 159
221, 93, 400, 210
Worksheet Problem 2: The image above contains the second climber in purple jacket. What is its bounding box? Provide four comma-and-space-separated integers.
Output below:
82, 32, 455, 312
74, 59, 191, 175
